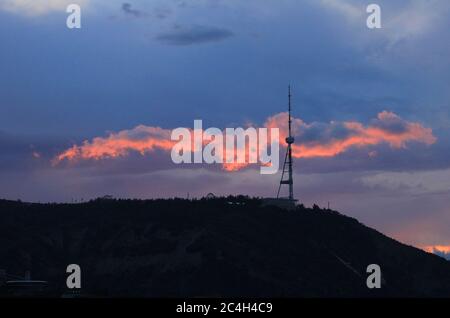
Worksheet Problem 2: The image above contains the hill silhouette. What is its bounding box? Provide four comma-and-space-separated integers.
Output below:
0, 196, 449, 297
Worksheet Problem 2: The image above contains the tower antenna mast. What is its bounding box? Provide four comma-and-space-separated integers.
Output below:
277, 85, 295, 200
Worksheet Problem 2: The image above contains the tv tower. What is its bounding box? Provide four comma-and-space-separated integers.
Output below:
277, 85, 295, 201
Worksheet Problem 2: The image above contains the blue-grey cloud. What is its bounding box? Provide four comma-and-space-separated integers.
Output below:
154, 7, 171, 19
156, 25, 234, 46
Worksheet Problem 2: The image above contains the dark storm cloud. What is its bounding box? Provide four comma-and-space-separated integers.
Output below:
54, 150, 177, 177
299, 122, 353, 144
0, 131, 65, 172
296, 138, 450, 175
121, 3, 143, 17
156, 25, 234, 46
121, 2, 171, 20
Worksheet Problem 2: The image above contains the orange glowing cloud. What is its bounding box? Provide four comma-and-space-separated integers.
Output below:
265, 111, 436, 159
422, 245, 450, 254
54, 111, 436, 171
54, 125, 174, 164
54, 125, 270, 172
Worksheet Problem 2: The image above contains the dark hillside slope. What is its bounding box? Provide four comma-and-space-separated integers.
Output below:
0, 197, 449, 297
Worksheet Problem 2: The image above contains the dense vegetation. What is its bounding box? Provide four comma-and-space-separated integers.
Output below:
0, 196, 449, 297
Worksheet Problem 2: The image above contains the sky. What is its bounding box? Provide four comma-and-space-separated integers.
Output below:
0, 0, 449, 258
